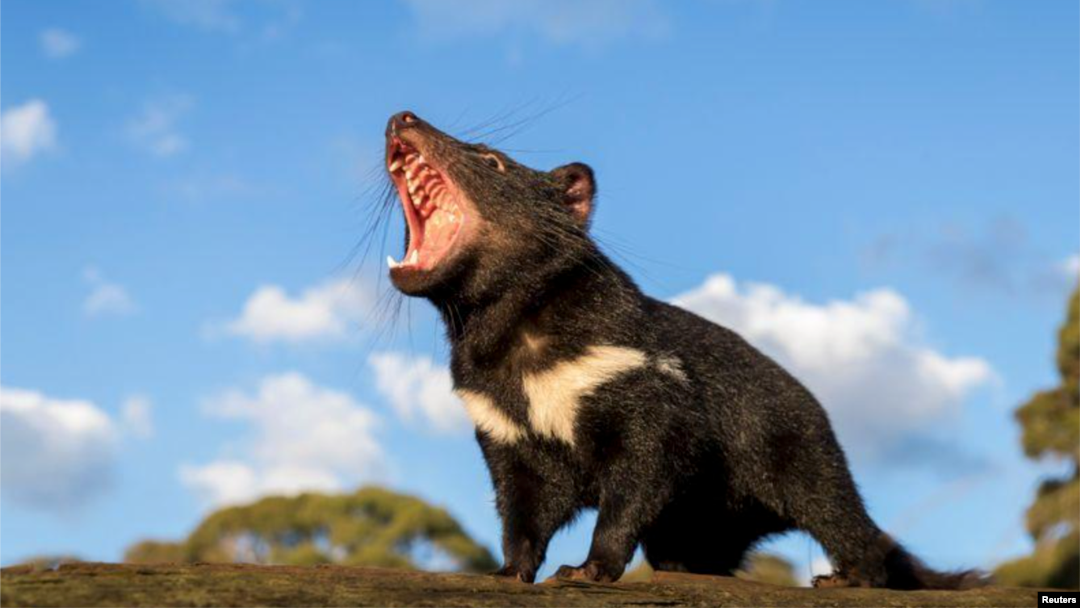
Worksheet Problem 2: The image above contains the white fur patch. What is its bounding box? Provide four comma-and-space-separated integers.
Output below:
456, 389, 524, 444
655, 356, 688, 382
522, 345, 648, 445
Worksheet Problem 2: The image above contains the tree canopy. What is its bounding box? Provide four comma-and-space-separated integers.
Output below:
125, 487, 497, 573
620, 553, 798, 586
996, 287, 1079, 589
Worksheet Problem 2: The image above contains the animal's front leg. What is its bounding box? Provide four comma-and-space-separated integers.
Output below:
554, 471, 672, 583
486, 449, 577, 583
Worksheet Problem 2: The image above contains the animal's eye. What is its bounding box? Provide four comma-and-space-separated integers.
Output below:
481, 153, 505, 173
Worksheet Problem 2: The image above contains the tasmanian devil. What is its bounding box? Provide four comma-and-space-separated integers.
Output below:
381, 110, 982, 589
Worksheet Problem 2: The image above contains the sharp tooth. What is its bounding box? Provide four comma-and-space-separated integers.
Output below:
389, 159, 403, 172
408, 181, 419, 194
409, 250, 419, 264
386, 255, 399, 269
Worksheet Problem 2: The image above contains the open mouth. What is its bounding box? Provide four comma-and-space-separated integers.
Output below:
386, 139, 466, 272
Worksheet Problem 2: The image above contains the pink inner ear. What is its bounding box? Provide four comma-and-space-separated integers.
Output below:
570, 198, 591, 223
567, 176, 593, 223
568, 179, 590, 200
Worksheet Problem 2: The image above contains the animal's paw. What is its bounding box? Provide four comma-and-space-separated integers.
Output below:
490, 565, 534, 584
552, 561, 618, 583
812, 572, 872, 588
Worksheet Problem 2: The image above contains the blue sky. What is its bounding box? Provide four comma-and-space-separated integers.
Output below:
2, 0, 1077, 583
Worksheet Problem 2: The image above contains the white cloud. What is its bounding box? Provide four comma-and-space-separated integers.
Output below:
1, 386, 117, 509
866, 218, 1077, 299
121, 395, 154, 439
401, 0, 669, 47
142, 0, 241, 32
369, 352, 468, 433
142, 0, 302, 39
83, 267, 137, 317
223, 278, 371, 344
126, 96, 191, 158
1, 99, 58, 166
180, 372, 383, 508
799, 555, 833, 587
1060, 254, 1080, 281
40, 28, 81, 58
810, 555, 833, 574
673, 274, 993, 460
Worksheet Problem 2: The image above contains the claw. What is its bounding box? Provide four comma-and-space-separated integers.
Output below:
551, 562, 616, 583
490, 565, 533, 584
812, 572, 873, 588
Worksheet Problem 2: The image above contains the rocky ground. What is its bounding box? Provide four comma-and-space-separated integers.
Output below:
1, 562, 1041, 607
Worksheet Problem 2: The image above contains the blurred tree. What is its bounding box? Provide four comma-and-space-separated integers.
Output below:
124, 540, 185, 564
996, 287, 1078, 589
14, 555, 82, 571
620, 552, 797, 586
738, 553, 799, 587
125, 487, 497, 573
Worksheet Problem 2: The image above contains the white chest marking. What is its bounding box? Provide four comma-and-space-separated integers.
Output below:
655, 356, 689, 382
456, 389, 525, 444
522, 345, 648, 446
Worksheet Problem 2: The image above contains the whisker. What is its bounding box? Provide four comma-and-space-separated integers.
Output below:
346, 97, 611, 353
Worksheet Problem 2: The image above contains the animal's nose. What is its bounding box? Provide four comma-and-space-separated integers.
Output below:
386, 111, 419, 137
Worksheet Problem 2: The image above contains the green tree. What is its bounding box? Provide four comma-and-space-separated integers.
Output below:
996, 287, 1079, 589
620, 552, 797, 586
123, 540, 185, 564
738, 553, 799, 587
14, 555, 82, 570
125, 487, 497, 573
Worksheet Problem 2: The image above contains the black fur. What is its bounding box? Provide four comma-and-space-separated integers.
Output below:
381, 111, 985, 589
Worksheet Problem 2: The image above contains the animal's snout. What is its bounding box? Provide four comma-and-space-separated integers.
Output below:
386, 111, 419, 137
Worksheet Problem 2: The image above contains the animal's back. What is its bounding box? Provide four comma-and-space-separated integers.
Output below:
645, 297, 859, 511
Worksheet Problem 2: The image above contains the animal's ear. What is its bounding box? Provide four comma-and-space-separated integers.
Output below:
550, 162, 596, 228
